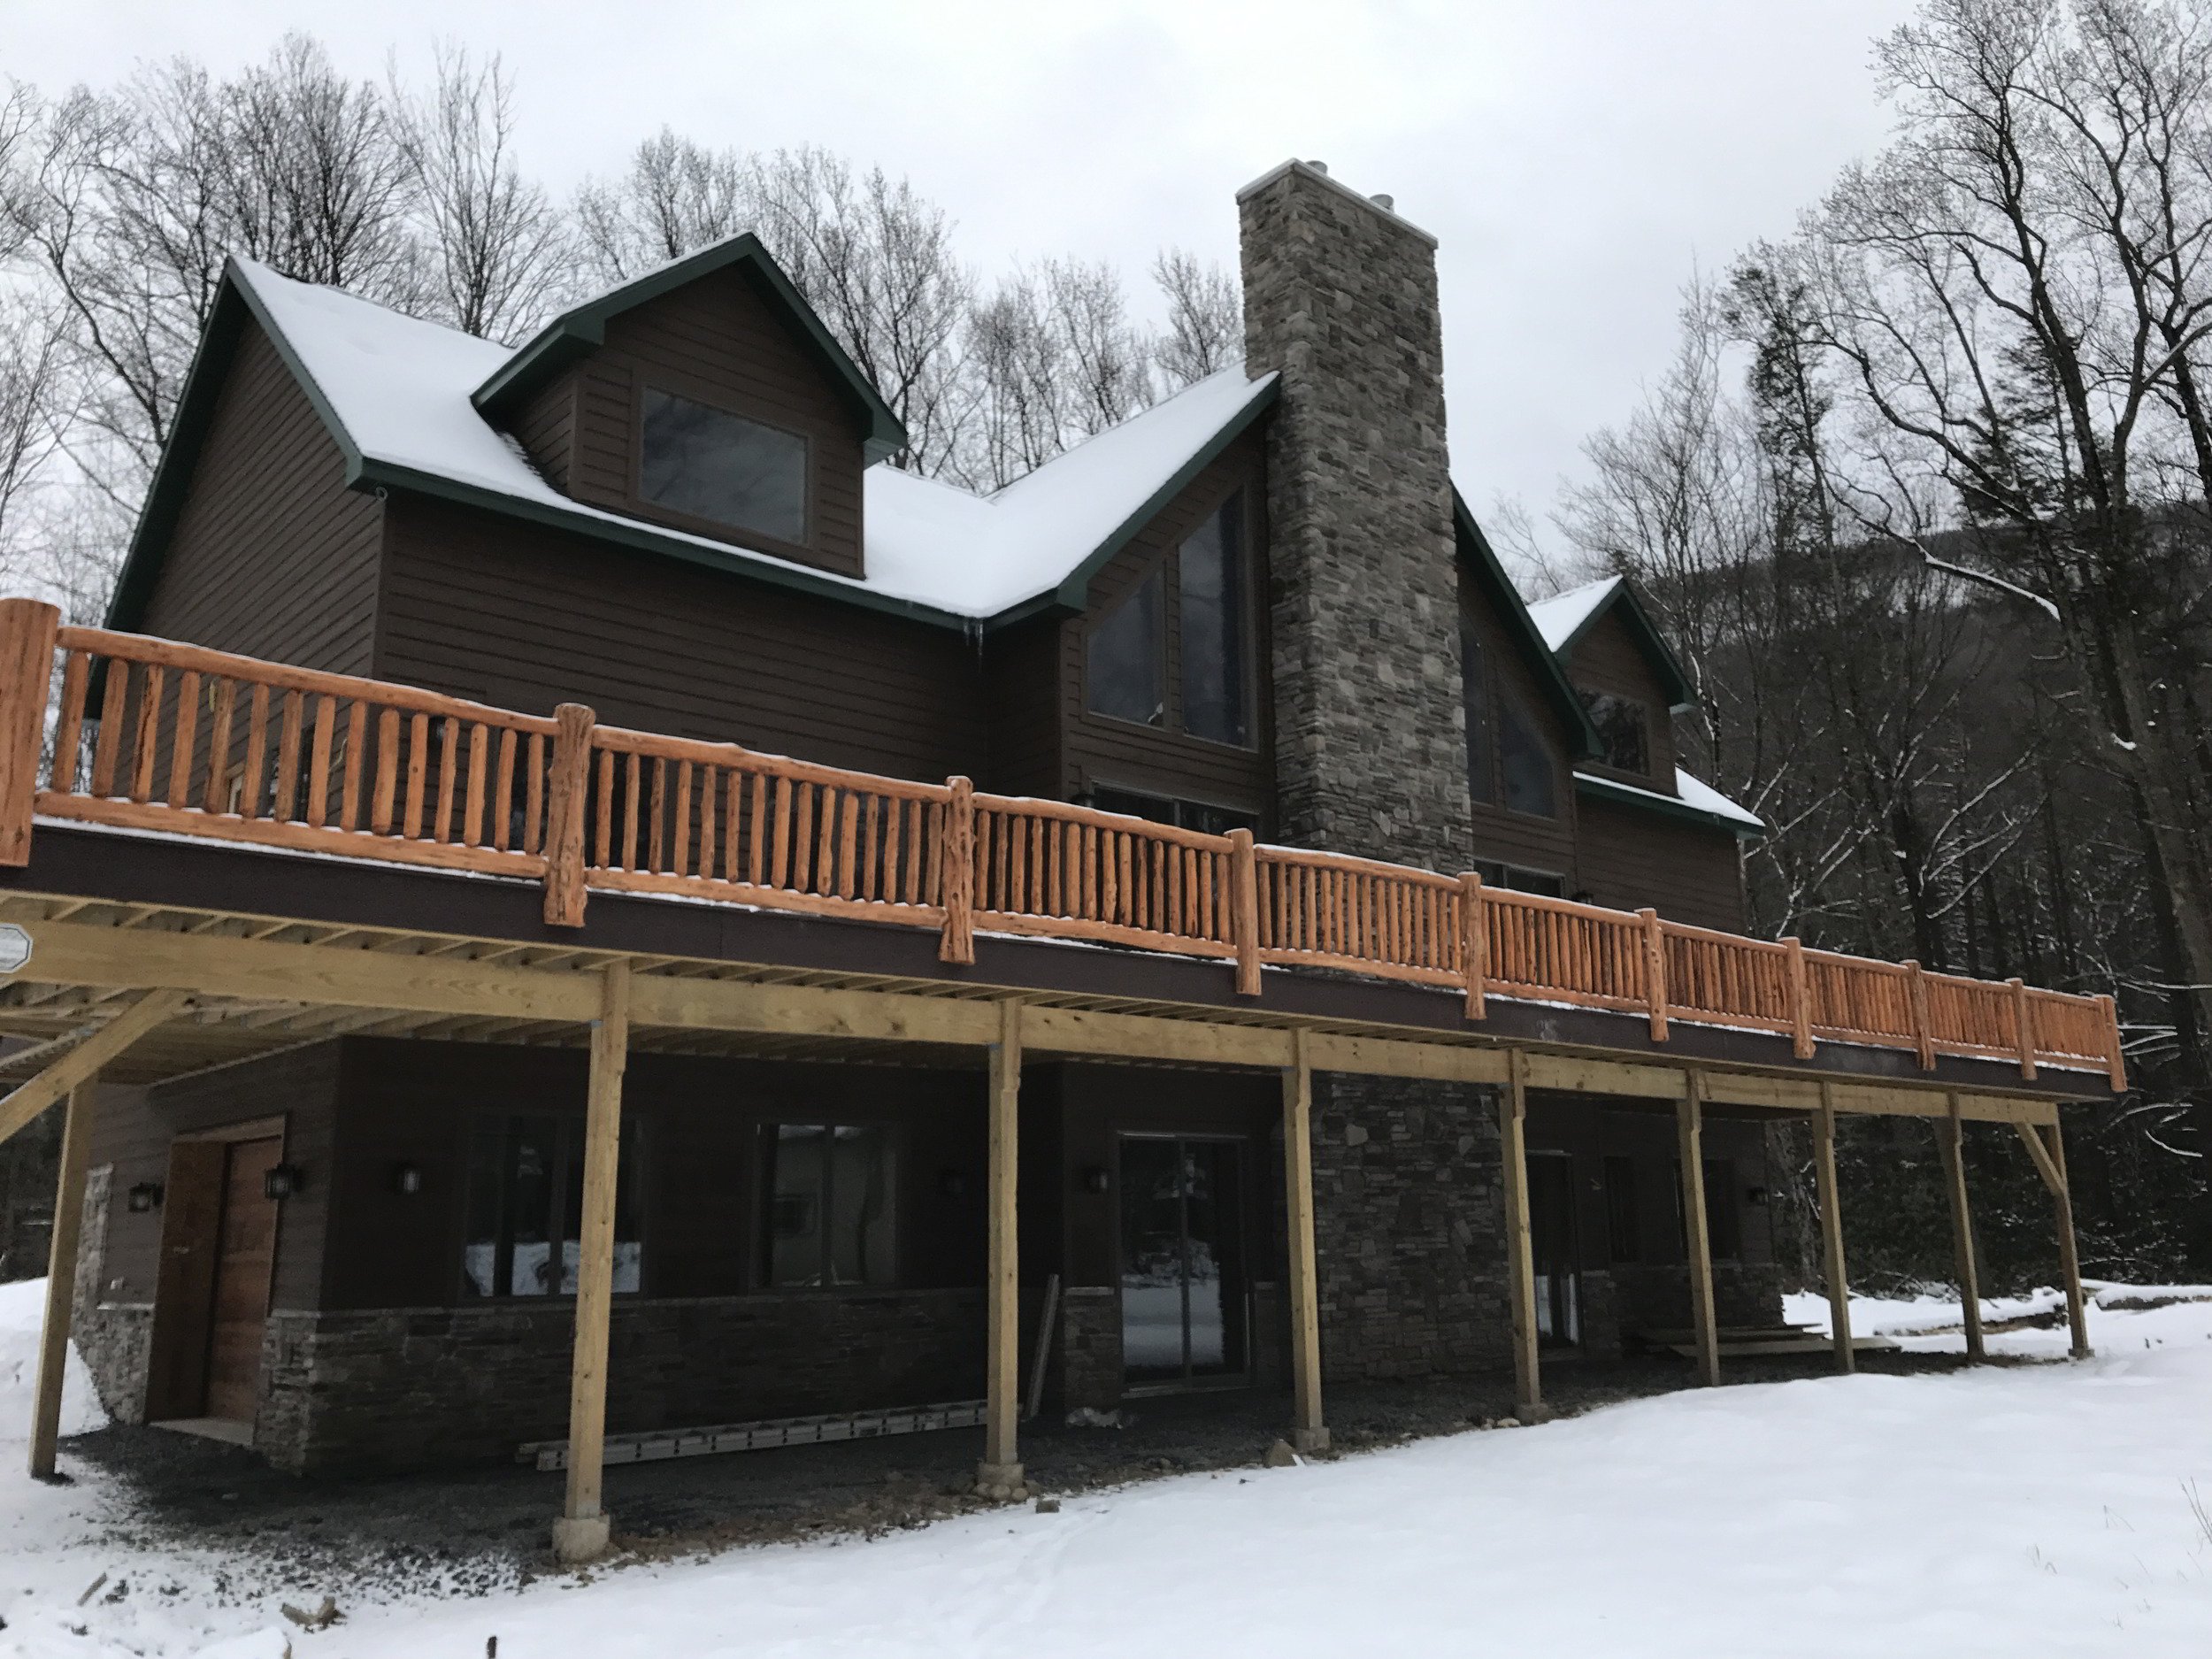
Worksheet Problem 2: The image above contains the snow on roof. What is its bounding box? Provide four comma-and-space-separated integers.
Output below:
1525, 575, 1622, 652
1673, 767, 1763, 829
232, 257, 1273, 622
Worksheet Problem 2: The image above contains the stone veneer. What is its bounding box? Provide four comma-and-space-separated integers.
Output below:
69, 1165, 155, 1426
1240, 160, 1504, 1386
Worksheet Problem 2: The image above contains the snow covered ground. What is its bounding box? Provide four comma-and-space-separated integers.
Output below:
2, 1281, 2209, 1658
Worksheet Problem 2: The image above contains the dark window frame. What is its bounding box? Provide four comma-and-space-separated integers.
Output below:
1603, 1154, 1641, 1263
460, 1110, 646, 1302
629, 380, 816, 555
1083, 487, 1259, 752
1084, 781, 1259, 838
1472, 858, 1567, 898
1580, 689, 1652, 777
1500, 693, 1560, 819
757, 1119, 902, 1291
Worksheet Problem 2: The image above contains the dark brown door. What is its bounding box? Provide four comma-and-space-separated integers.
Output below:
144, 1141, 227, 1421
204, 1137, 281, 1423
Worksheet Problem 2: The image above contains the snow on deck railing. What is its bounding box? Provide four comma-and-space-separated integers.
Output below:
0, 601, 2125, 1087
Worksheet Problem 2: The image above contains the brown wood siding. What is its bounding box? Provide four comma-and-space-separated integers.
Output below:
1567, 608, 1678, 789
138, 320, 382, 672
508, 369, 579, 493
1573, 794, 1747, 931
88, 1044, 339, 1312
557, 267, 867, 579
373, 493, 987, 781
324, 1038, 984, 1309
983, 615, 1062, 798
1463, 589, 1579, 882
1059, 431, 1273, 820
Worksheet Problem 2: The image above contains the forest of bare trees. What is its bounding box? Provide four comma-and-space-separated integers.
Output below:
1548, 0, 2212, 1283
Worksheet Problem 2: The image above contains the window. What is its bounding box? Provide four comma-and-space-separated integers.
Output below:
639, 388, 808, 543
463, 1113, 642, 1298
762, 1123, 897, 1287
1472, 859, 1565, 898
1501, 698, 1557, 817
1603, 1155, 1641, 1263
1086, 491, 1254, 746
1087, 569, 1165, 726
1462, 622, 1494, 805
1581, 690, 1649, 775
1087, 786, 1257, 837
1671, 1156, 1743, 1263
1179, 496, 1249, 745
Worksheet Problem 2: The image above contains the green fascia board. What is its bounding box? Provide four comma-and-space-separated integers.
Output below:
1574, 770, 1764, 840
1452, 493, 1603, 759
1549, 578, 1697, 712
1043, 376, 1280, 615
472, 234, 909, 465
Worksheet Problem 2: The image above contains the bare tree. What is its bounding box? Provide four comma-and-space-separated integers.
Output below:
1152, 247, 1241, 388
572, 127, 747, 282
389, 44, 569, 342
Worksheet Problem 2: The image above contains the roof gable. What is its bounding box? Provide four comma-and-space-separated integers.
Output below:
1527, 575, 1695, 710
472, 234, 908, 465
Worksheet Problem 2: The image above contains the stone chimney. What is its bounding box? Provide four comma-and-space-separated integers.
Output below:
1238, 160, 1471, 872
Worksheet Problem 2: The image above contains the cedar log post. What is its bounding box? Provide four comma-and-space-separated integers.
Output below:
1459, 872, 1487, 1020
1231, 829, 1261, 997
553, 960, 631, 1565
1281, 1028, 1328, 1451
1906, 960, 1935, 1070
0, 598, 58, 868
1640, 909, 1669, 1042
2099, 995, 2127, 1091
2009, 979, 2037, 1080
940, 777, 976, 965
1499, 1049, 1542, 1417
1677, 1073, 1720, 1387
541, 703, 595, 929
1786, 938, 1814, 1060
977, 996, 1023, 1496
1812, 1086, 1854, 1376
28, 1076, 98, 1479
1937, 1094, 1986, 1362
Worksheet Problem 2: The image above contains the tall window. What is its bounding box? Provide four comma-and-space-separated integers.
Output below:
1501, 698, 1557, 817
1461, 621, 1494, 804
1603, 1155, 1641, 1263
1179, 496, 1248, 745
762, 1123, 897, 1287
1087, 568, 1164, 726
1581, 690, 1649, 775
1086, 492, 1252, 745
463, 1114, 642, 1298
639, 388, 808, 543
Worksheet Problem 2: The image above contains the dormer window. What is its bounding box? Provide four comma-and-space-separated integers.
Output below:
1581, 691, 1649, 775
1085, 491, 1253, 746
639, 387, 809, 545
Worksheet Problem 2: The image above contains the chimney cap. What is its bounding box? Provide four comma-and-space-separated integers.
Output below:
1233, 159, 1437, 247
1371, 194, 1394, 210
1306, 159, 1329, 175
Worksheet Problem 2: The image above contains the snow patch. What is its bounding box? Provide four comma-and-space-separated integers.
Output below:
0, 1276, 106, 1440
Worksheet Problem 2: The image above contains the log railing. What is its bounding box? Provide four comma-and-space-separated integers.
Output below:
0, 603, 2126, 1087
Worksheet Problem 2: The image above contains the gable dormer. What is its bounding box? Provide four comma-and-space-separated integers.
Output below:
472, 236, 903, 581
1529, 578, 1694, 794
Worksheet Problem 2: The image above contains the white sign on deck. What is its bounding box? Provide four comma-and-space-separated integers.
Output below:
0, 924, 32, 973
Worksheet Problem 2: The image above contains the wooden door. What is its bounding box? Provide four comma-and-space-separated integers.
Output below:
143, 1140, 227, 1421
204, 1137, 281, 1424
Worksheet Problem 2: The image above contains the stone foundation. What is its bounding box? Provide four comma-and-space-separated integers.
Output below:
1057, 1286, 1121, 1411
1310, 1077, 1510, 1381
256, 1289, 987, 1474
1577, 1268, 1624, 1360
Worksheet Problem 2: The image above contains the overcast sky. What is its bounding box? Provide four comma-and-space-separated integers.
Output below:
11, 1, 1919, 550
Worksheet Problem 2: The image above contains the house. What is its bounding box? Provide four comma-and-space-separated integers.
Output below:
0, 162, 2108, 1555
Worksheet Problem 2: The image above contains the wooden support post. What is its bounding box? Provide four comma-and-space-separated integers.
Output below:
0, 597, 58, 867
2017, 1119, 2092, 1360
1812, 1085, 1853, 1376
553, 960, 630, 1565
940, 776, 975, 966
1459, 872, 1487, 1020
2008, 979, 2037, 1080
1281, 1028, 1328, 1451
28, 1076, 97, 1479
1677, 1073, 1720, 1386
978, 996, 1023, 1496
1499, 1049, 1542, 1417
1786, 938, 1814, 1060
541, 703, 595, 928
1906, 960, 1935, 1071
1230, 828, 1261, 998
1936, 1094, 1985, 1362
1640, 909, 1669, 1042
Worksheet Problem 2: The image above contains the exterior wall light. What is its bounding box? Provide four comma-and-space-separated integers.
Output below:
264, 1163, 304, 1201
1081, 1166, 1111, 1194
1745, 1185, 1770, 1207
127, 1180, 165, 1213
392, 1163, 424, 1196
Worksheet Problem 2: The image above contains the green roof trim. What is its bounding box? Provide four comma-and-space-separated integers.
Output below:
1453, 494, 1602, 760
1551, 580, 1697, 712
1574, 770, 1764, 840
472, 234, 909, 465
